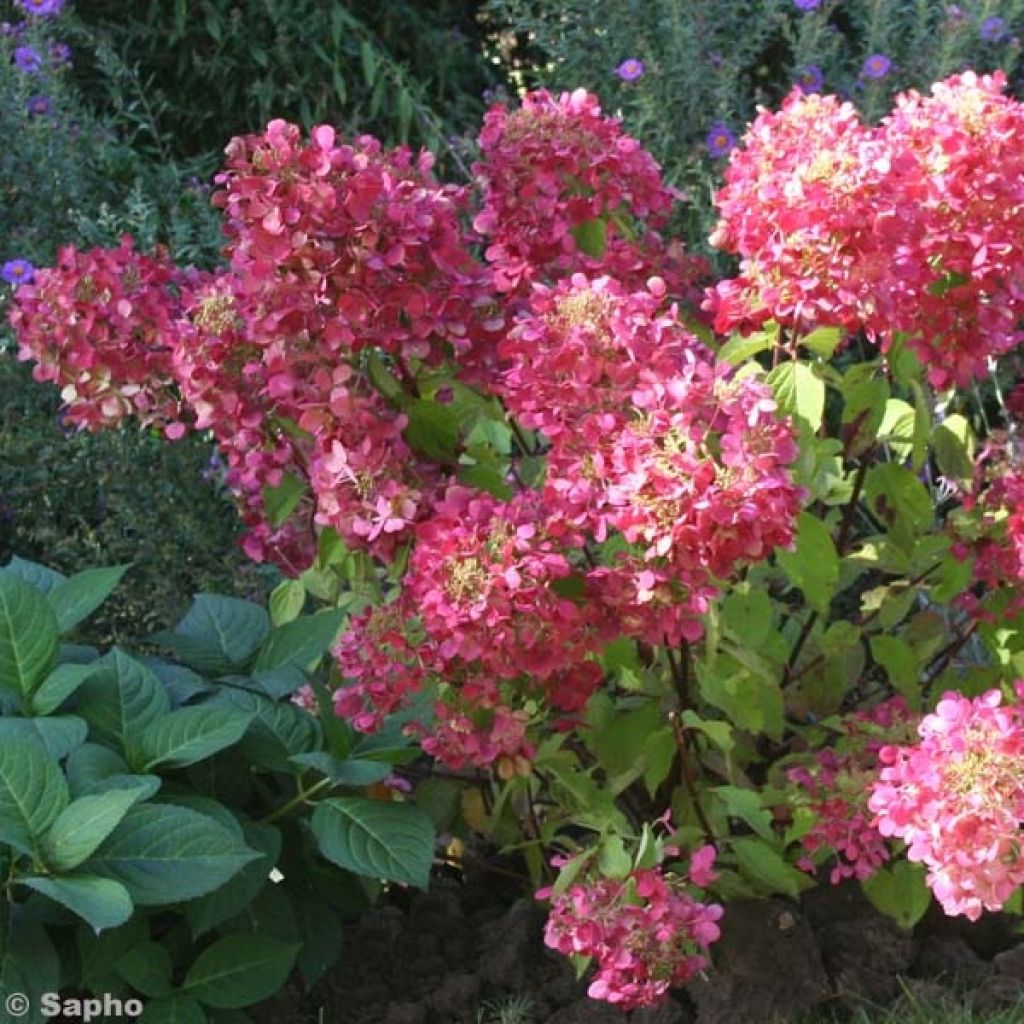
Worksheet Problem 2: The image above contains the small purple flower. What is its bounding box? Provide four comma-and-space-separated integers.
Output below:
793, 0, 822, 9
616, 58, 645, 82
16, 0, 65, 16
13, 45, 43, 73
26, 94, 52, 117
861, 53, 892, 80
981, 16, 1008, 42
49, 41, 72, 66
706, 121, 737, 158
1, 259, 35, 286
796, 64, 824, 94
946, 4, 966, 22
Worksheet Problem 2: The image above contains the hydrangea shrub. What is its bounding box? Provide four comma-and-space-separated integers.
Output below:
12, 74, 1024, 1010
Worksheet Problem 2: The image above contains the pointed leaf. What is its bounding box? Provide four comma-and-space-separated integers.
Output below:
44, 788, 148, 871
312, 797, 434, 888
183, 933, 299, 1009
19, 875, 132, 933
47, 565, 129, 634
0, 572, 60, 698
31, 663, 97, 716
0, 737, 69, 854
77, 649, 170, 752
136, 706, 254, 770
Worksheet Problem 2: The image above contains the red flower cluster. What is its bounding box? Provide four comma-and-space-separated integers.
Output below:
540, 851, 723, 1010
500, 274, 802, 644
10, 237, 187, 436
708, 72, 1024, 388
869, 687, 1024, 920
789, 698, 916, 884
474, 88, 706, 301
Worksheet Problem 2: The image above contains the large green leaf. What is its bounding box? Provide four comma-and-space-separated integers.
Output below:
0, 572, 60, 698
0, 716, 88, 760
184, 821, 280, 938
732, 837, 813, 898
43, 787, 149, 871
208, 688, 321, 772
295, 895, 343, 990
289, 753, 392, 786
19, 875, 133, 934
0, 903, 60, 1024
46, 565, 130, 635
1, 556, 65, 596
31, 662, 97, 716
152, 595, 270, 675
115, 942, 173, 998
777, 512, 839, 615
312, 797, 434, 889
183, 933, 299, 1009
0, 737, 69, 855
252, 608, 345, 673
404, 399, 462, 462
766, 361, 826, 432
83, 804, 259, 906
135, 706, 254, 771
862, 860, 931, 930
77, 649, 170, 752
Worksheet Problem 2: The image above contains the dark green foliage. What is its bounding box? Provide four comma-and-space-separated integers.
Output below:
0, 358, 268, 645
67, 0, 503, 174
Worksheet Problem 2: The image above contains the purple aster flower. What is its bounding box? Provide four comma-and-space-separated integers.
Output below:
49, 41, 72, 66
981, 16, 1008, 42
16, 0, 65, 16
706, 121, 737, 158
13, 45, 43, 73
793, 0, 822, 9
796, 64, 824, 94
616, 58, 645, 82
25, 94, 52, 117
861, 53, 892, 80
1, 259, 35, 286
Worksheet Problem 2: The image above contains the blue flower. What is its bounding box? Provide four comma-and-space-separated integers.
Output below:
981, 16, 1008, 42
796, 64, 824, 94
26, 94, 52, 117
1, 259, 35, 286
706, 121, 737, 158
616, 58, 645, 82
861, 54, 892, 80
793, 0, 822, 9
13, 45, 43, 73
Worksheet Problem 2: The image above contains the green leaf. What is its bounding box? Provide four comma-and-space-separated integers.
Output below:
404, 399, 462, 462
252, 608, 345, 673
43, 788, 149, 871
0, 572, 60, 698
184, 933, 299, 1009
312, 797, 435, 888
864, 463, 934, 549
0, 737, 69, 855
262, 472, 306, 529
931, 413, 975, 483
801, 326, 842, 359
295, 896, 343, 990
861, 860, 931, 929
139, 995, 208, 1024
0, 715, 88, 760
269, 579, 305, 626
184, 821, 280, 939
570, 217, 607, 259
19, 875, 132, 934
31, 662, 97, 716
136, 706, 254, 771
115, 942, 174, 998
83, 804, 259, 906
597, 834, 633, 879
776, 512, 839, 614
766, 361, 826, 432
714, 787, 774, 840
718, 328, 774, 366
2, 556, 65, 595
0, 903, 60, 1024
209, 688, 321, 773
77, 649, 170, 751
869, 635, 920, 701
680, 710, 734, 753
290, 753, 392, 786
720, 586, 774, 647
152, 595, 270, 675
47, 565, 129, 634
877, 399, 916, 462
732, 837, 812, 898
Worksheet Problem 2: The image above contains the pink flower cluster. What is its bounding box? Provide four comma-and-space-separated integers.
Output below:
789, 698, 916, 884
869, 686, 1024, 920
539, 849, 723, 1010
500, 273, 802, 644
708, 72, 1024, 388
473, 87, 708, 301
10, 237, 188, 436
